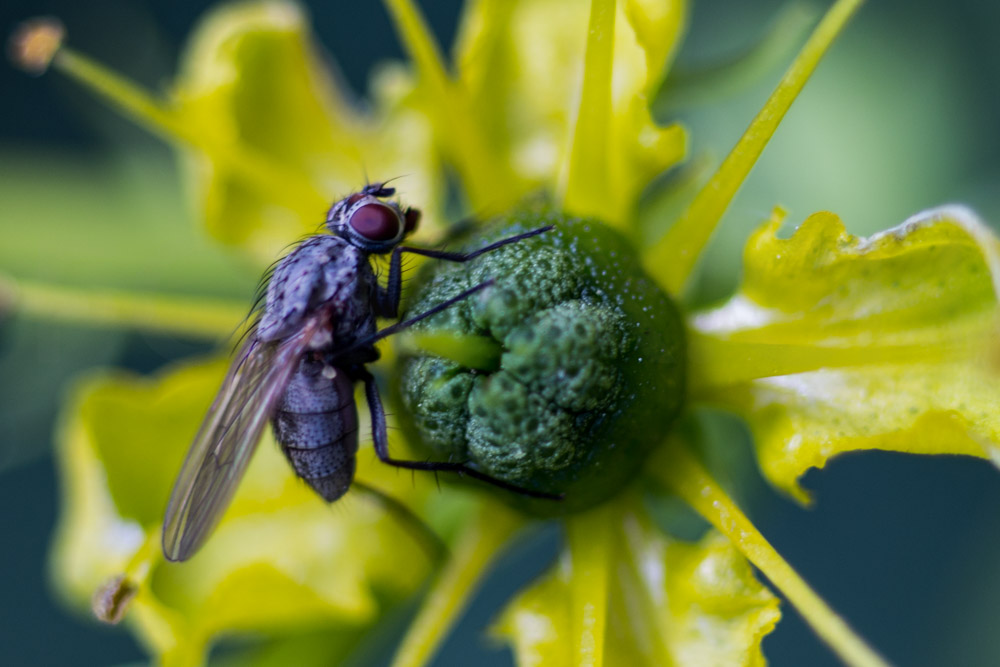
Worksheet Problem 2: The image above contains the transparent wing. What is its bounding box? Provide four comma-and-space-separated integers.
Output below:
162, 317, 323, 562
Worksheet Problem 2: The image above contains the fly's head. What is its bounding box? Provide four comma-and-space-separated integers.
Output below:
325, 183, 421, 253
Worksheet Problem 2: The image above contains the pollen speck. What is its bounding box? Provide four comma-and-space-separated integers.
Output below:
8, 17, 64, 75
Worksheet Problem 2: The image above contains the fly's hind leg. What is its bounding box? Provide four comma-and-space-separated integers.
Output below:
359, 369, 561, 500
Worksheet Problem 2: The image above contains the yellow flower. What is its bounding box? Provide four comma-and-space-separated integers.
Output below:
8, 0, 999, 665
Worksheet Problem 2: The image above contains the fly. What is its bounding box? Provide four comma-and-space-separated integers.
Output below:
162, 183, 553, 562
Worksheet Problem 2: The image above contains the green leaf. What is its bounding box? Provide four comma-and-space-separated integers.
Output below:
51, 357, 440, 666
494, 500, 780, 666
690, 206, 1000, 500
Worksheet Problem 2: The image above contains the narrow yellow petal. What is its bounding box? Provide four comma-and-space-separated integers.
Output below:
1, 274, 246, 339
561, 0, 616, 218
566, 504, 613, 667
383, 0, 517, 209
643, 0, 866, 295
382, 0, 452, 101
52, 48, 193, 143
657, 440, 891, 667
391, 500, 523, 667
44, 43, 326, 216
687, 331, 978, 397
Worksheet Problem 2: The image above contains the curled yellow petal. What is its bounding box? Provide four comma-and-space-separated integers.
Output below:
52, 358, 437, 665
495, 496, 781, 665
691, 206, 1000, 500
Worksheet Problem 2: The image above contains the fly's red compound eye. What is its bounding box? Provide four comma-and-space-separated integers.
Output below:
349, 203, 402, 242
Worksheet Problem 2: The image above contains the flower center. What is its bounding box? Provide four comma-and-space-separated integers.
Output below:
394, 208, 686, 514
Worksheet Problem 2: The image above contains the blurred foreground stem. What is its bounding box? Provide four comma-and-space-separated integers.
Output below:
0, 274, 245, 340
391, 500, 523, 667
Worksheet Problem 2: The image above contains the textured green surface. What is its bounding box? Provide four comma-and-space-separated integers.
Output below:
395, 209, 686, 513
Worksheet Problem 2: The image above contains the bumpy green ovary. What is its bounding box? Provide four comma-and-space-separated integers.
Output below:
394, 210, 686, 514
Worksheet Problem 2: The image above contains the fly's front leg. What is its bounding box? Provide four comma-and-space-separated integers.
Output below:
376, 225, 553, 318
359, 369, 561, 500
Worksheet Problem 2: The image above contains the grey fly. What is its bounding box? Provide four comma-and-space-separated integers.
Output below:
161, 184, 552, 562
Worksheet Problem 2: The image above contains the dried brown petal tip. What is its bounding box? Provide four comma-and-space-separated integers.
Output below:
8, 17, 65, 75
91, 574, 137, 624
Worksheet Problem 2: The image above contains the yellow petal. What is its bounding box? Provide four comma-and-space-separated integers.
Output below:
494, 499, 780, 666
657, 442, 889, 667
174, 0, 440, 260
51, 357, 437, 664
643, 0, 865, 294
691, 206, 1000, 500
561, 0, 687, 226
453, 0, 686, 224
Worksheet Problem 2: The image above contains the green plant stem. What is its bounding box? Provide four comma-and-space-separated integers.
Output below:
391, 500, 523, 667
643, 0, 866, 295
656, 440, 892, 667
1, 274, 245, 339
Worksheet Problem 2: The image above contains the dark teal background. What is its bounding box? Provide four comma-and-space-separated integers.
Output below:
2, 1, 999, 665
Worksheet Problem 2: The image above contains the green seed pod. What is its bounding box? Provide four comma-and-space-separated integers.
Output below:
393, 209, 686, 514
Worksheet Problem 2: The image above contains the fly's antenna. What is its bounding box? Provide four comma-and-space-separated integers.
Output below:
379, 174, 409, 192
361, 162, 371, 191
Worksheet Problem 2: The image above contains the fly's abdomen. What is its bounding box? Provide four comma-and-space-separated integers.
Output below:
272, 358, 359, 502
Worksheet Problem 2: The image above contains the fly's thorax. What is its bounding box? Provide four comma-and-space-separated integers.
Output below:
257, 235, 378, 347
393, 210, 686, 515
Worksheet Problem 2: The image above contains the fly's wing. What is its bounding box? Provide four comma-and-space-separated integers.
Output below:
162, 316, 324, 562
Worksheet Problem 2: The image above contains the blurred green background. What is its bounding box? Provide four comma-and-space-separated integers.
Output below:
2, 0, 999, 665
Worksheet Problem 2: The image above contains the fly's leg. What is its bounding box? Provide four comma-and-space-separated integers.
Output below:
376, 225, 553, 317
361, 224, 561, 499
359, 369, 562, 500
331, 280, 496, 363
